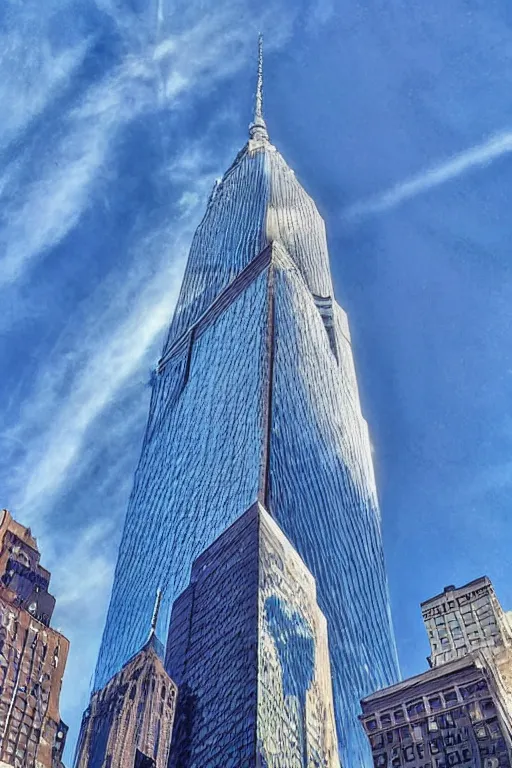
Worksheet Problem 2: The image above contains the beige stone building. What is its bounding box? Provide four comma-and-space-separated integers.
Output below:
0, 509, 68, 768
360, 577, 512, 768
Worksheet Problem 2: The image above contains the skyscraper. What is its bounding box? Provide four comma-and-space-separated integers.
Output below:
94, 40, 399, 765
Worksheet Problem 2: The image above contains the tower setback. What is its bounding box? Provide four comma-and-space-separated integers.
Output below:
93, 42, 399, 766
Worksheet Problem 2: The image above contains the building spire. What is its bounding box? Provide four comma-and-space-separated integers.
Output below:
249, 34, 269, 141
148, 586, 162, 641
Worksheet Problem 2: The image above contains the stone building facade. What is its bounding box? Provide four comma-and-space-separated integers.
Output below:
166, 502, 340, 768
361, 578, 512, 768
74, 634, 177, 768
0, 508, 68, 768
421, 579, 512, 670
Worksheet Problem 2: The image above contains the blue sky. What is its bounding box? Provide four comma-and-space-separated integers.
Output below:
1, 0, 512, 760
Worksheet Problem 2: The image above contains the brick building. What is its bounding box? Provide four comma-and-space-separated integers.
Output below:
76, 502, 341, 767
0, 508, 68, 768
74, 617, 177, 768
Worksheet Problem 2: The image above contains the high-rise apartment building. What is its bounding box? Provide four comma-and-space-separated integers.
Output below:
166, 502, 340, 767
93, 41, 399, 764
360, 578, 512, 768
0, 509, 68, 768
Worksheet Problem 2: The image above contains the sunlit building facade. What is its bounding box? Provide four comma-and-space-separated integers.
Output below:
166, 503, 340, 767
360, 578, 512, 768
94, 43, 399, 765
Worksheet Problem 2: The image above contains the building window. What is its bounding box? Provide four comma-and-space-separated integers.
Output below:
430, 740, 440, 755
427, 718, 438, 733
407, 701, 426, 718
371, 734, 385, 750
440, 712, 455, 728
394, 709, 405, 724
403, 746, 415, 762
367, 719, 378, 732
429, 697, 442, 712
382, 714, 392, 728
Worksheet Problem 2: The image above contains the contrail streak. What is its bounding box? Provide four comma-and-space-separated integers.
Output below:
343, 130, 512, 221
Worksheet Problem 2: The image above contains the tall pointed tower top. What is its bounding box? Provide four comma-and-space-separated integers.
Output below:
249, 34, 269, 142
148, 586, 162, 641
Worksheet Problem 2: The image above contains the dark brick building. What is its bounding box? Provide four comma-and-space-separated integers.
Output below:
0, 508, 68, 768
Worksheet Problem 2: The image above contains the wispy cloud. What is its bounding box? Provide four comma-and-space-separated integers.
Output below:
2, 216, 197, 516
0, 2, 293, 290
0, 41, 207, 287
0, 25, 93, 150
42, 516, 120, 741
0, 0, 323, 756
0, 179, 208, 756
343, 131, 512, 221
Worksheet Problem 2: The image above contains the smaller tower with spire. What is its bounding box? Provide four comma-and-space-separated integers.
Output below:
74, 589, 176, 768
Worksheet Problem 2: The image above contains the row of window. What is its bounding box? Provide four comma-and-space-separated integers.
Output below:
374, 743, 482, 768
372, 718, 505, 768
365, 680, 493, 733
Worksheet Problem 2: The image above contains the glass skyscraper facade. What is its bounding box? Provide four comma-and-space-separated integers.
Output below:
94, 51, 399, 766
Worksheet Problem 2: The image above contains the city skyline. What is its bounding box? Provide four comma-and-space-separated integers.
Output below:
1, 0, 512, 762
